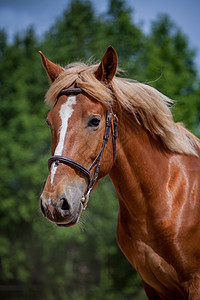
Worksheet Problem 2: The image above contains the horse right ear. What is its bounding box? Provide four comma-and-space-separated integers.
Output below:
95, 46, 118, 83
39, 51, 64, 83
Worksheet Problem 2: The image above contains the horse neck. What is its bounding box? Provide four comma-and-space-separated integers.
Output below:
109, 110, 169, 223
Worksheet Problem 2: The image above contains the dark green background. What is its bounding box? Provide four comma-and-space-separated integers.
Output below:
0, 0, 200, 299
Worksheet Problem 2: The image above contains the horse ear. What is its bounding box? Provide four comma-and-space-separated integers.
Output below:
39, 51, 64, 83
95, 46, 118, 83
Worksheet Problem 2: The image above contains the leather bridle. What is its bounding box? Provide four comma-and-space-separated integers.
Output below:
48, 87, 118, 208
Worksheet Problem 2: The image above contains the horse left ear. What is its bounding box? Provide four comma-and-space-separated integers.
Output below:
39, 51, 64, 83
95, 46, 118, 83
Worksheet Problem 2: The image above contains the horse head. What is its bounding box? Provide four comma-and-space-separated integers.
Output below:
40, 46, 118, 227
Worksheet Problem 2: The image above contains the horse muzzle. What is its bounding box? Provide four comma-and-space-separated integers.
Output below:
40, 187, 84, 227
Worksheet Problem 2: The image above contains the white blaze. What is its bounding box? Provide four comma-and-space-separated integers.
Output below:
50, 95, 76, 184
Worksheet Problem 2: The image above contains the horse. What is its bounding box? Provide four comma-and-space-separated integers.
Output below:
39, 46, 200, 299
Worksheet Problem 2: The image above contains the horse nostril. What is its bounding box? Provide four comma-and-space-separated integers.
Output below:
60, 198, 70, 211
40, 200, 46, 216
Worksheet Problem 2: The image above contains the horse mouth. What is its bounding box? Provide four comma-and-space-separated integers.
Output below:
57, 219, 78, 227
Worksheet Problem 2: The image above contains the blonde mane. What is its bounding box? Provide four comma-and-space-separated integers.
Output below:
45, 62, 200, 156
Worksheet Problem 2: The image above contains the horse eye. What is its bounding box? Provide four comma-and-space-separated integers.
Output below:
88, 117, 100, 128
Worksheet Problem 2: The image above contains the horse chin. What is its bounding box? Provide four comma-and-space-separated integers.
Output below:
57, 220, 78, 228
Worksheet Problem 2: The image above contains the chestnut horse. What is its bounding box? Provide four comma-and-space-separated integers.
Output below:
40, 46, 200, 299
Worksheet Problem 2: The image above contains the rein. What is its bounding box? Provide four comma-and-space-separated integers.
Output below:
48, 87, 118, 208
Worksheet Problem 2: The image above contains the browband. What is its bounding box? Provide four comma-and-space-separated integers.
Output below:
57, 88, 83, 99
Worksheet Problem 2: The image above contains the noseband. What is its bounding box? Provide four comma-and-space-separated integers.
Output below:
48, 87, 118, 208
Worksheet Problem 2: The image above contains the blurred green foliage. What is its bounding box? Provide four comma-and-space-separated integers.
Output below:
0, 0, 199, 299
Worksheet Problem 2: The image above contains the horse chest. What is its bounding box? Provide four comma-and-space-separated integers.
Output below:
116, 221, 187, 298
